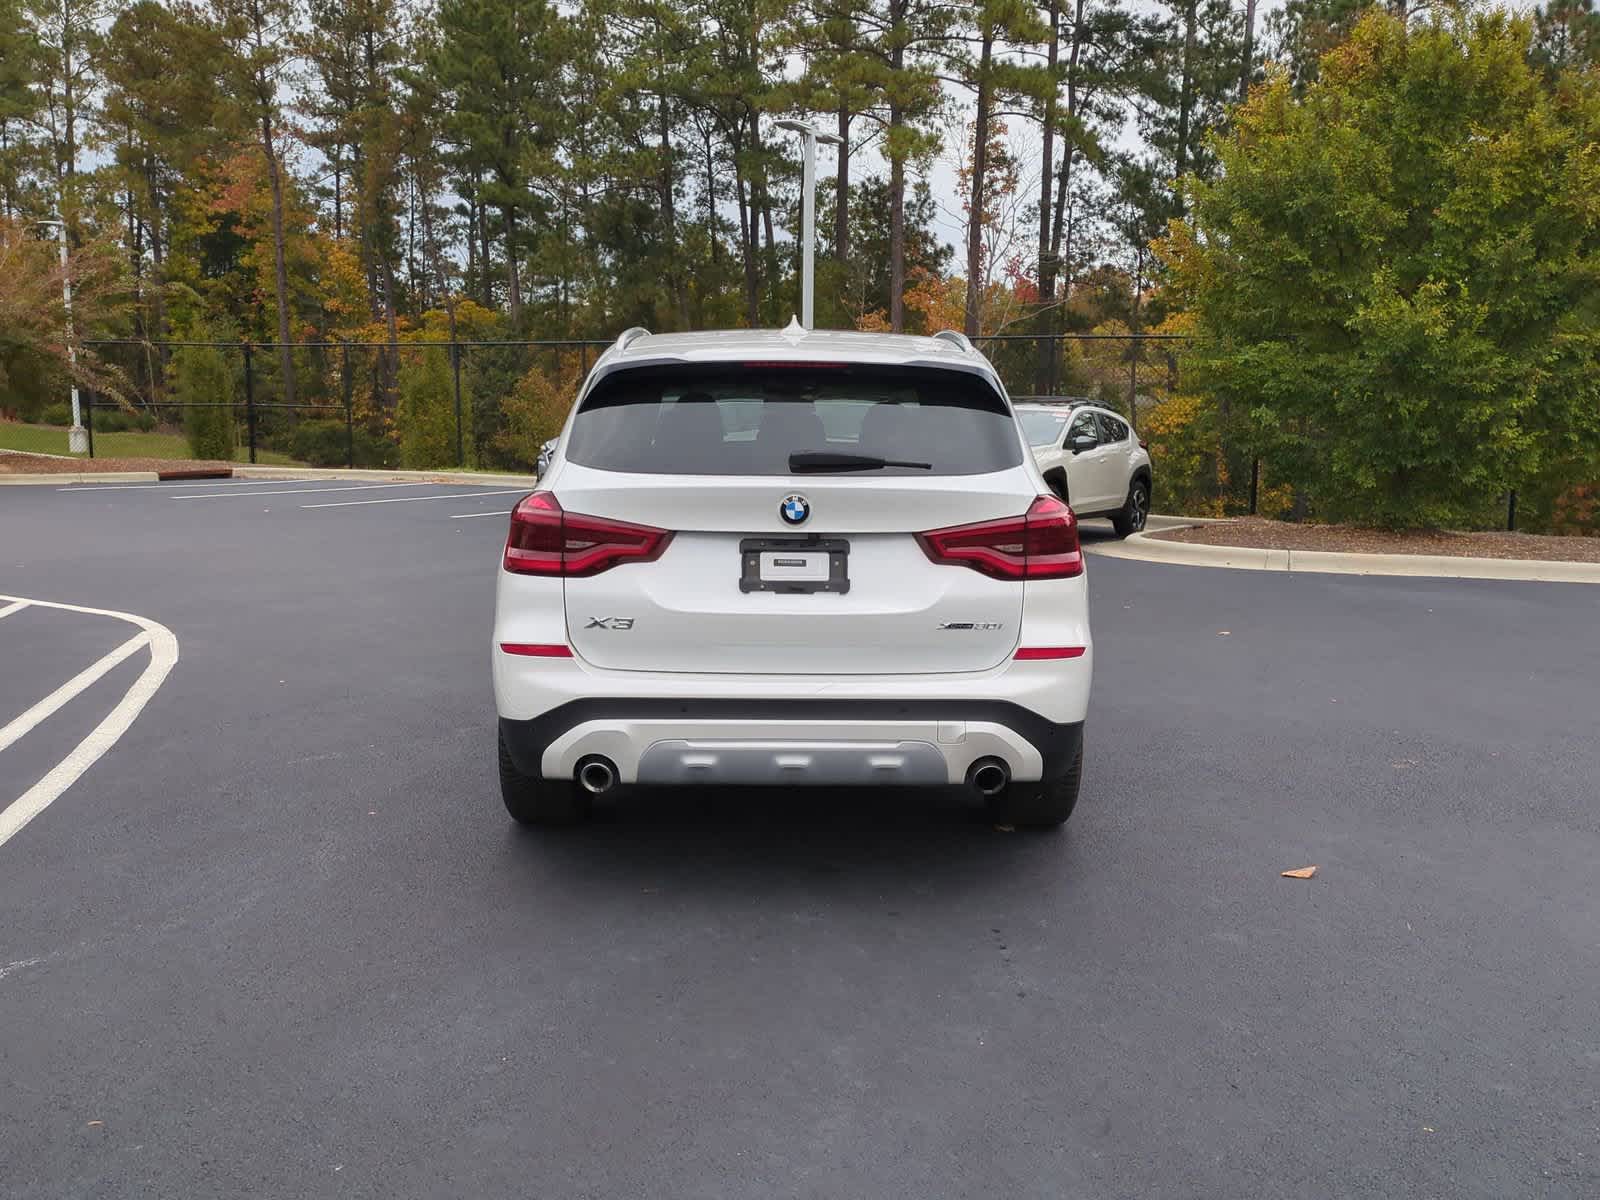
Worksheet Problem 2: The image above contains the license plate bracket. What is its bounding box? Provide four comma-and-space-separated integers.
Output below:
739, 536, 851, 594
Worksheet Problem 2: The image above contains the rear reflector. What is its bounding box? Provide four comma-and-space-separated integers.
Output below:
1014, 646, 1087, 660
499, 643, 573, 657
504, 490, 673, 576
916, 495, 1084, 579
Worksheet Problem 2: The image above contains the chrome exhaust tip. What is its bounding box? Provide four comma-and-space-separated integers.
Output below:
968, 758, 1010, 798
577, 757, 617, 795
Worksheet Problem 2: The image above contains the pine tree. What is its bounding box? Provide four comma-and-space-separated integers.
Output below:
427, 0, 565, 328
99, 1, 222, 373
938, 0, 1049, 336
1532, 0, 1600, 74
860, 0, 944, 331
213, 0, 301, 404
0, 0, 42, 219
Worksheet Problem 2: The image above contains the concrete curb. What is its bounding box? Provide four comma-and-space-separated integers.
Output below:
1088, 530, 1600, 585
230, 465, 539, 487
0, 471, 161, 484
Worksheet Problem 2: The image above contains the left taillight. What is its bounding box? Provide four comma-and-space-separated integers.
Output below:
503, 491, 673, 576
916, 495, 1083, 580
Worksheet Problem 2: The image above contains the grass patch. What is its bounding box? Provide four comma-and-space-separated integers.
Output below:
0, 422, 303, 466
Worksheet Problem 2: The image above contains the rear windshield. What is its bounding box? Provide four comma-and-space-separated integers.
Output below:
566, 363, 1024, 476
1018, 409, 1068, 447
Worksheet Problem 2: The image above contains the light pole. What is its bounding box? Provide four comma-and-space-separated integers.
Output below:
774, 119, 842, 330
31, 218, 87, 452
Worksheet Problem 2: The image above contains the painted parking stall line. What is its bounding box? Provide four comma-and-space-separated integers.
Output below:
303, 488, 529, 509
450, 510, 514, 520
0, 632, 150, 753
0, 595, 179, 850
0, 600, 29, 620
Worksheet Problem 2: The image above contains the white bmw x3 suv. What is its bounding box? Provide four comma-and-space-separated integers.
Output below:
492, 325, 1092, 829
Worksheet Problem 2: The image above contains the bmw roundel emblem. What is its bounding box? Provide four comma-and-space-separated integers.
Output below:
780, 494, 810, 525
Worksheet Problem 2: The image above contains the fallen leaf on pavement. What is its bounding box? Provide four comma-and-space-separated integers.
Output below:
993, 824, 1015, 833
1281, 865, 1318, 879
1217, 630, 1231, 636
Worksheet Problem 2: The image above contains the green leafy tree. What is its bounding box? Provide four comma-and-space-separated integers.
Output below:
1161, 10, 1600, 528
397, 345, 459, 467
174, 339, 238, 460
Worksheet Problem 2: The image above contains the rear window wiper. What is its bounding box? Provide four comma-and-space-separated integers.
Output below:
788, 451, 933, 472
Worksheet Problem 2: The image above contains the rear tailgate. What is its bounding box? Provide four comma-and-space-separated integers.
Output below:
557, 467, 1031, 675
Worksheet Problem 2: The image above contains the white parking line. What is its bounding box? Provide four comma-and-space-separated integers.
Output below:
0, 595, 179, 850
303, 488, 529, 509
0, 600, 29, 620
449, 510, 514, 519
171, 482, 424, 500
0, 632, 150, 754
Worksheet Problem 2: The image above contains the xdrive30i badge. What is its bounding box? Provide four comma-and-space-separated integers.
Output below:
938, 622, 1005, 631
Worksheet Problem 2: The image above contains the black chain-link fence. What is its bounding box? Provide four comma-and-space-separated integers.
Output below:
59, 338, 615, 472
10, 333, 1193, 478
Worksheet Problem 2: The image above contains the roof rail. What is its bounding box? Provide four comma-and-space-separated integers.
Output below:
931, 329, 975, 353
614, 326, 651, 353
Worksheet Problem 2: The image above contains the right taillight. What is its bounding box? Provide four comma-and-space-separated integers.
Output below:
916, 495, 1083, 579
504, 491, 673, 576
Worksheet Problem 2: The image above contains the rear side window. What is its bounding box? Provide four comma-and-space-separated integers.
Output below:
1096, 413, 1129, 443
566, 363, 1025, 476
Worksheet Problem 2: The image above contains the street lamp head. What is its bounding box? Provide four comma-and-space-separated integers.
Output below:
774, 120, 841, 148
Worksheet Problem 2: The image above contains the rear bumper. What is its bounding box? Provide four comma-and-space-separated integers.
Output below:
499, 701, 1084, 788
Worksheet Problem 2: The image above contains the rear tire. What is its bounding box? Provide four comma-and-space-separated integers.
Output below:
498, 731, 589, 826
1112, 477, 1150, 538
986, 742, 1082, 829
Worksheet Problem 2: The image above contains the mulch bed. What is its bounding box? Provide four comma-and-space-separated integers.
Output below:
0, 450, 236, 476
1149, 516, 1600, 563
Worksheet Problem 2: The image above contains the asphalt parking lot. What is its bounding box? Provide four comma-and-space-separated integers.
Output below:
3, 477, 1597, 1199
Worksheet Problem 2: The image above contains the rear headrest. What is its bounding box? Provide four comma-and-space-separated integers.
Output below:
652, 395, 724, 459
858, 402, 911, 452
754, 402, 826, 466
